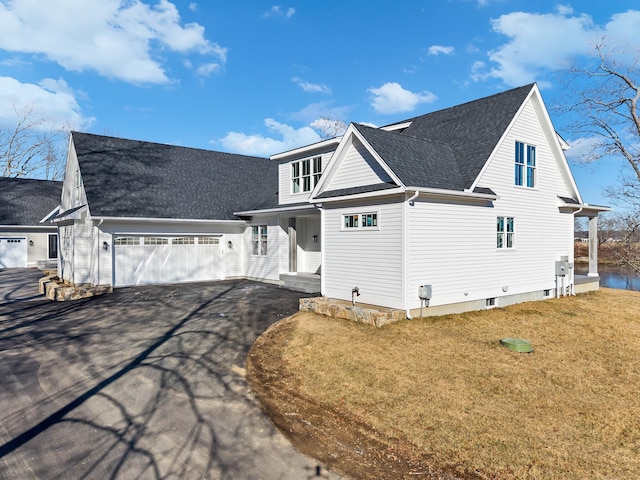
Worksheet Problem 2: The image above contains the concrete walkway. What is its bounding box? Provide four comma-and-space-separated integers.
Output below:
0, 269, 342, 479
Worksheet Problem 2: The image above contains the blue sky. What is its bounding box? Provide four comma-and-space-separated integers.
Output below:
1, 0, 639, 207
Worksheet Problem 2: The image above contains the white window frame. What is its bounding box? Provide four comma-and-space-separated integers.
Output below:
252, 225, 268, 256
291, 156, 322, 194
515, 141, 536, 188
496, 216, 515, 249
172, 237, 195, 245
198, 237, 219, 245
342, 212, 379, 230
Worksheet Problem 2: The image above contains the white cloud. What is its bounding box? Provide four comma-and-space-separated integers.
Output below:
290, 101, 352, 125
0, 0, 226, 84
292, 77, 332, 94
219, 118, 321, 156
197, 62, 222, 77
368, 82, 437, 114
263, 6, 295, 19
0, 76, 94, 130
189, 3, 197, 11
428, 45, 454, 56
565, 136, 605, 163
480, 7, 640, 86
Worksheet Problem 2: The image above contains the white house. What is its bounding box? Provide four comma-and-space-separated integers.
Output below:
0, 177, 61, 269
55, 83, 607, 316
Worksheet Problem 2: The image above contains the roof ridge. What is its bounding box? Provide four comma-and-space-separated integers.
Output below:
72, 131, 269, 161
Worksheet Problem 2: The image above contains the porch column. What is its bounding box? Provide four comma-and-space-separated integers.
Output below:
288, 218, 297, 273
588, 215, 599, 276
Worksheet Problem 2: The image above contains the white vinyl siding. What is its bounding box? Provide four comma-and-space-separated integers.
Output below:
322, 202, 403, 309
278, 151, 334, 205
406, 97, 574, 310
245, 217, 281, 281
326, 139, 394, 191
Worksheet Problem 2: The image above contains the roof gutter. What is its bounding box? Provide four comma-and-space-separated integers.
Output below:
406, 186, 499, 202
234, 204, 320, 216
90, 216, 246, 225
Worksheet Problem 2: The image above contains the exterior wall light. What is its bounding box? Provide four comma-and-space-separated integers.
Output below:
312, 235, 318, 243
227, 240, 233, 249
103, 241, 109, 251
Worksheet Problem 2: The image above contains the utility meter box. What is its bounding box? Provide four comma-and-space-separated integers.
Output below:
555, 260, 568, 276
418, 284, 432, 300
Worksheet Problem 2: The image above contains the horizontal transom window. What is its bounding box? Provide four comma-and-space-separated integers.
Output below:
343, 212, 378, 229
144, 237, 169, 245
172, 237, 195, 245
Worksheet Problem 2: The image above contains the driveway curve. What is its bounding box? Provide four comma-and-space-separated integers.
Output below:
0, 269, 341, 479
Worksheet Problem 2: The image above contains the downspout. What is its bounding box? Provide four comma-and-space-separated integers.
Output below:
404, 190, 420, 319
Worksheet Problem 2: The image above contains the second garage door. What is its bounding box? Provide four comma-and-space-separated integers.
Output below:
0, 237, 27, 268
114, 236, 222, 287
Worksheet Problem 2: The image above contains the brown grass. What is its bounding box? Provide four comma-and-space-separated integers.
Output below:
280, 289, 640, 479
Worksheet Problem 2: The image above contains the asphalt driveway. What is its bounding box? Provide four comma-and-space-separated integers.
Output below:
0, 269, 340, 479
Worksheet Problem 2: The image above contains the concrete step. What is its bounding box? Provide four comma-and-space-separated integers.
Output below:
280, 273, 321, 294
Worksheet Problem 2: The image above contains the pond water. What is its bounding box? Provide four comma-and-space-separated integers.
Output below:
574, 264, 640, 292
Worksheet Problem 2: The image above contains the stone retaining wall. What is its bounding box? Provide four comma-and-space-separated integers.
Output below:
39, 275, 112, 301
299, 297, 406, 328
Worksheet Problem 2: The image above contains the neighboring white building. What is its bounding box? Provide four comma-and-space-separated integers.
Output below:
55, 83, 608, 315
0, 177, 61, 269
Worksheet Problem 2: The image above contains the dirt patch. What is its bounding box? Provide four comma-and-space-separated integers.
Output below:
246, 317, 479, 480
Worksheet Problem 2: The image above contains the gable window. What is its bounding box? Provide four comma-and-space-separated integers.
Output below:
343, 212, 378, 229
291, 156, 322, 193
515, 141, 536, 188
497, 216, 514, 249
252, 225, 268, 255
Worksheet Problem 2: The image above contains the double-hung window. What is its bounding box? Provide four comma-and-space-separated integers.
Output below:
497, 216, 514, 249
515, 141, 536, 188
291, 156, 322, 193
252, 225, 268, 256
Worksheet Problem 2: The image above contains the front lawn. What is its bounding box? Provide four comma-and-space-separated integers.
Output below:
249, 288, 640, 479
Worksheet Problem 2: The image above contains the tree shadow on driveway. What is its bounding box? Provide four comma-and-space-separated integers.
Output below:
0, 270, 336, 479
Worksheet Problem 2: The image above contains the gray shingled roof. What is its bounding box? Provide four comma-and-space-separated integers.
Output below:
354, 84, 534, 192
0, 177, 61, 225
72, 132, 279, 220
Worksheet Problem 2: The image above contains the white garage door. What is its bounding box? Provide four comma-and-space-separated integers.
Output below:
0, 237, 28, 268
114, 236, 222, 287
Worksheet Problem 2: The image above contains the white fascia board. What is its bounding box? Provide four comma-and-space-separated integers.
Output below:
309, 124, 404, 199
562, 202, 612, 214
234, 204, 319, 216
0, 225, 57, 232
92, 216, 246, 225
381, 121, 412, 131
468, 87, 533, 194
557, 132, 570, 150
39, 205, 61, 223
407, 186, 499, 202
311, 186, 406, 204
270, 137, 342, 161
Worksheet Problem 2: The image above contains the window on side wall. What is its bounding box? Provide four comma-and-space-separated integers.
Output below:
496, 216, 514, 249
48, 234, 58, 259
343, 212, 378, 230
291, 156, 322, 194
515, 141, 536, 188
252, 225, 268, 255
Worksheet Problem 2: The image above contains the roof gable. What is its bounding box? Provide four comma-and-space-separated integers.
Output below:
71, 132, 278, 220
0, 177, 62, 225
398, 83, 534, 189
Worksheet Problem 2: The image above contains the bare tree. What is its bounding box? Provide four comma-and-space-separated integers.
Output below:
563, 39, 640, 202
562, 39, 640, 274
0, 103, 69, 180
310, 117, 348, 140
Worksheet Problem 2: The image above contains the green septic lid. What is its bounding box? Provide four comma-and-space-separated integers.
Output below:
500, 338, 533, 353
